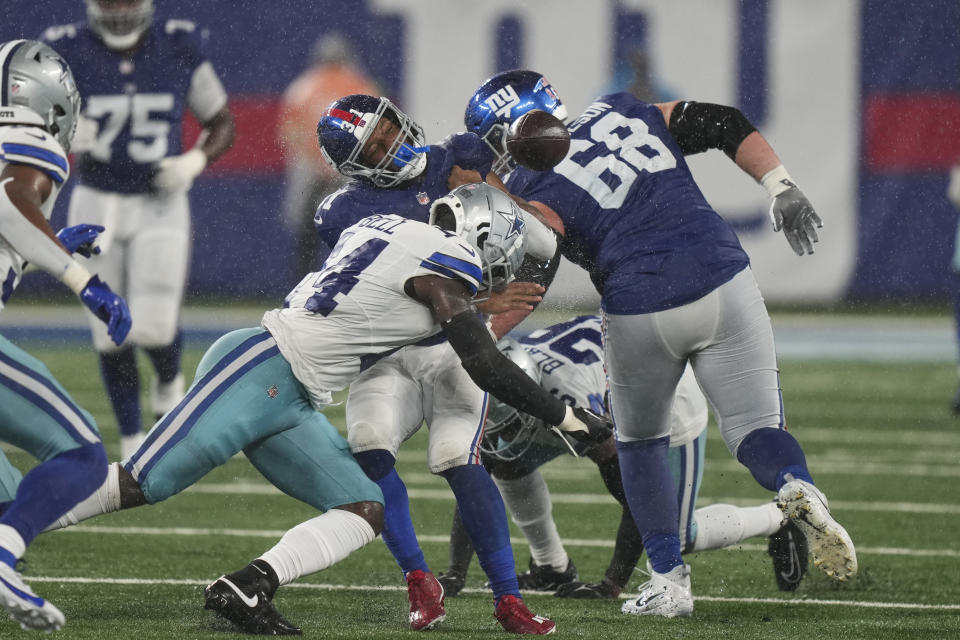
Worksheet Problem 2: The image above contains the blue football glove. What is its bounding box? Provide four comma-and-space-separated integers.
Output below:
56, 224, 104, 258
79, 275, 131, 345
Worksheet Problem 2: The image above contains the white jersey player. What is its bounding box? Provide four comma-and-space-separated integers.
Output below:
0, 38, 130, 632
47, 183, 609, 635
42, 0, 236, 458
441, 315, 804, 599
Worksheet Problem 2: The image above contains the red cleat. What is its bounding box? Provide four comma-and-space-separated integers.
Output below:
406, 570, 446, 631
494, 595, 556, 635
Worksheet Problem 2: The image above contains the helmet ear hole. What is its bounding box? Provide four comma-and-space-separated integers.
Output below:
432, 204, 457, 232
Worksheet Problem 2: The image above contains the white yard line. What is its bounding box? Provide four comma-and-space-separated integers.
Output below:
55, 525, 960, 558
23, 575, 960, 610
183, 482, 960, 515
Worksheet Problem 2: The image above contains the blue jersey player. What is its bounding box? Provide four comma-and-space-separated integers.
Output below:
465, 69, 856, 617
315, 95, 566, 633
42, 0, 236, 459
0, 39, 131, 632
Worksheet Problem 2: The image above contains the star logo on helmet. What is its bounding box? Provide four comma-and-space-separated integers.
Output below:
499, 209, 525, 240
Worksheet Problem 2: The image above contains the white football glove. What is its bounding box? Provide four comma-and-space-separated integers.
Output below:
948, 165, 960, 209
153, 148, 207, 193
761, 165, 823, 256
69, 115, 99, 154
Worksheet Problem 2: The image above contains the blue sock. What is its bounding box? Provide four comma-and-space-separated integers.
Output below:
144, 331, 183, 384
736, 427, 814, 491
441, 464, 518, 602
616, 437, 683, 574
99, 349, 142, 437
0, 443, 107, 546
354, 450, 428, 575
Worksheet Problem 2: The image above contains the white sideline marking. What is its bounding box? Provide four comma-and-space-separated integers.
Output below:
22, 575, 960, 611
56, 525, 960, 559
184, 482, 960, 515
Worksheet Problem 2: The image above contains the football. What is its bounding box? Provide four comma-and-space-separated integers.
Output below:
505, 109, 571, 171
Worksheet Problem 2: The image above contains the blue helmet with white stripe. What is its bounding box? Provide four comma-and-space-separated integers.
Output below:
316, 94, 428, 188
0, 40, 80, 153
428, 182, 527, 291
464, 69, 567, 176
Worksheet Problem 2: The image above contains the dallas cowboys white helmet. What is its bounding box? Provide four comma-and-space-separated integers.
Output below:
428, 182, 528, 291
86, 0, 154, 51
480, 337, 542, 461
0, 40, 81, 152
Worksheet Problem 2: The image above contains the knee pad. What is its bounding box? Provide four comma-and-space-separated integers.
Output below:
427, 438, 475, 474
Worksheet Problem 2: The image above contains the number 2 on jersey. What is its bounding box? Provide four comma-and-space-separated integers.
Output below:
554, 111, 676, 208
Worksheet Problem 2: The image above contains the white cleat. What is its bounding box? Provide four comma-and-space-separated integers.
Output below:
151, 372, 185, 421
777, 479, 858, 582
621, 564, 693, 618
0, 562, 65, 632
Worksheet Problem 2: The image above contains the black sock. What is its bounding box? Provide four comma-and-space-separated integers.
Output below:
597, 455, 626, 505
446, 508, 475, 577
229, 559, 280, 598
605, 507, 645, 589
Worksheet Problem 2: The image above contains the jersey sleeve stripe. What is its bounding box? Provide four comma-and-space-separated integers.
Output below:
1, 143, 68, 183
419, 260, 479, 295
423, 251, 484, 283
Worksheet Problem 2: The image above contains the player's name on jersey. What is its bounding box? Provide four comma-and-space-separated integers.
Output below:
356, 214, 409, 234
524, 346, 566, 374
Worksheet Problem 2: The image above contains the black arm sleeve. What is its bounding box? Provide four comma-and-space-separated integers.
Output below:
443, 310, 567, 426
667, 101, 757, 159
513, 231, 563, 293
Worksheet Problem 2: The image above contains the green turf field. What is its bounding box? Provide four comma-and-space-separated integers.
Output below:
3, 342, 959, 638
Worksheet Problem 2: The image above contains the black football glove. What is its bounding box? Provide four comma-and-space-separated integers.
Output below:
549, 406, 613, 456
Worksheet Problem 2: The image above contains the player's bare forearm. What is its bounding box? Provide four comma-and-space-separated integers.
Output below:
198, 106, 236, 164
733, 131, 783, 183
489, 308, 531, 340
447, 165, 483, 190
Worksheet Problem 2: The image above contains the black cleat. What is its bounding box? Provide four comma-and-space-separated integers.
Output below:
516, 558, 577, 592
555, 578, 621, 599
768, 520, 809, 591
952, 386, 960, 415
204, 575, 302, 635
437, 571, 466, 598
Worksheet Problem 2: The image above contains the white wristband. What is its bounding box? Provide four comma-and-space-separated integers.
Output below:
759, 165, 795, 198
61, 260, 92, 295
556, 405, 583, 432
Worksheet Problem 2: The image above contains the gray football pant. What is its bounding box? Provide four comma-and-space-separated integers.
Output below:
604, 268, 784, 455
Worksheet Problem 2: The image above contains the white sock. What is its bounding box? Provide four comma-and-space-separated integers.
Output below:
43, 462, 122, 532
0, 525, 26, 562
258, 509, 376, 586
494, 471, 568, 570
121, 434, 145, 461
691, 502, 783, 552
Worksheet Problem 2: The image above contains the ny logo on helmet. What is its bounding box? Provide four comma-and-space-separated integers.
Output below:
484, 85, 520, 119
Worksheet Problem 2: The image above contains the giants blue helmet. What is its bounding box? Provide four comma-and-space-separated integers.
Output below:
316, 94, 428, 189
464, 70, 567, 176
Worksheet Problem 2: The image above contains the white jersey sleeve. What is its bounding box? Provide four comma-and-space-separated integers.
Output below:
0, 126, 69, 312
187, 61, 228, 122
261, 215, 482, 409
0, 126, 69, 185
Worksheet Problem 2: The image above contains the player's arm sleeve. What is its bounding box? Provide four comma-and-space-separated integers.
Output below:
667, 100, 757, 159
443, 310, 567, 425
513, 232, 562, 290
187, 61, 228, 122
